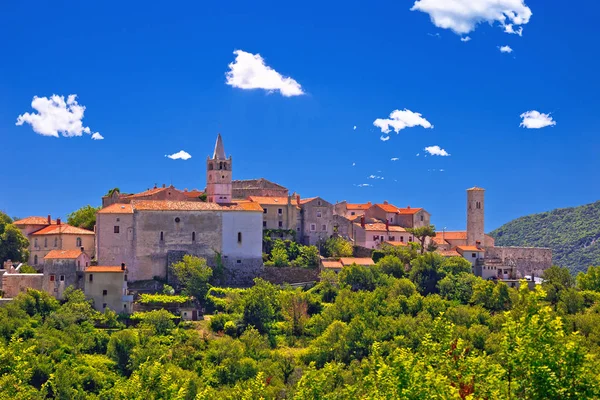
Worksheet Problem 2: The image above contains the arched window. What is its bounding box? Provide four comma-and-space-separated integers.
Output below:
219, 162, 223, 170
192, 232, 196, 241
34, 255, 38, 265
76, 237, 82, 247
54, 237, 58, 247
160, 231, 164, 241
44, 238, 48, 248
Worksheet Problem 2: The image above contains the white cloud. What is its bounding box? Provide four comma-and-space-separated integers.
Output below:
461, 36, 472, 42
225, 50, 304, 97
416, 153, 420, 157
16, 94, 102, 139
440, 169, 445, 172
391, 157, 399, 161
166, 150, 192, 160
374, 109, 433, 135
411, 0, 532, 35
520, 110, 556, 129
357, 183, 372, 187
353, 126, 357, 130
380, 135, 390, 141
352, 162, 356, 167
499, 45, 513, 53
368, 175, 384, 180
424, 145, 450, 156
91, 133, 104, 140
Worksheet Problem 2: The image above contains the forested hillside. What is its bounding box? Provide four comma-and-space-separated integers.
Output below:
490, 201, 600, 274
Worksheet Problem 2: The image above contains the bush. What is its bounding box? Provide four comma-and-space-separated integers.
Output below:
137, 294, 189, 305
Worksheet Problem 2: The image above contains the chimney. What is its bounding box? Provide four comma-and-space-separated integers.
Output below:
476, 240, 481, 249
296, 194, 300, 206
57, 218, 61, 225
383, 200, 388, 205
162, 184, 166, 188
385, 220, 389, 231
361, 215, 365, 228
184, 188, 188, 192
121, 262, 126, 271
154, 183, 157, 189
80, 247, 84, 253
407, 205, 411, 209
47, 215, 51, 225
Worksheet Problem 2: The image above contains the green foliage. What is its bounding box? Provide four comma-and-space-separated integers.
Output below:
137, 293, 189, 304
264, 239, 320, 268
131, 310, 178, 334
577, 265, 600, 292
490, 200, 600, 274
67, 204, 100, 230
170, 255, 213, 301
406, 224, 436, 254
0, 213, 29, 263
18, 264, 38, 273
242, 278, 280, 333
106, 187, 120, 196
198, 193, 207, 202
338, 263, 385, 292
376, 255, 406, 278
322, 236, 353, 258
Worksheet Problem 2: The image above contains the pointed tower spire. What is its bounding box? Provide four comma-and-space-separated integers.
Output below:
213, 133, 226, 160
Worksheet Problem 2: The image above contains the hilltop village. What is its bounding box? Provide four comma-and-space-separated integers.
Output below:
1, 134, 552, 313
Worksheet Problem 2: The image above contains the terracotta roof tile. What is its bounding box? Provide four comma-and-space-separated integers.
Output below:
321, 260, 343, 269
299, 197, 318, 205
183, 190, 204, 198
457, 246, 485, 252
44, 249, 84, 259
85, 266, 125, 273
340, 257, 375, 266
435, 231, 467, 240
385, 241, 408, 247
346, 202, 372, 210
13, 216, 56, 225
354, 222, 407, 232
131, 200, 263, 212
437, 250, 461, 257
98, 203, 134, 214
376, 204, 423, 215
247, 196, 290, 205
31, 224, 95, 236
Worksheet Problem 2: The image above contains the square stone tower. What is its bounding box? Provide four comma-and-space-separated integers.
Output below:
467, 187, 485, 246
206, 134, 232, 204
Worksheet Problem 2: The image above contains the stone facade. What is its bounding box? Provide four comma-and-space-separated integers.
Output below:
102, 186, 190, 208
232, 178, 289, 199
249, 195, 301, 233
332, 215, 353, 240
42, 250, 91, 299
300, 197, 335, 246
84, 265, 133, 313
206, 134, 233, 204
467, 187, 485, 246
364, 202, 431, 229
485, 246, 552, 278
333, 201, 372, 218
2, 273, 44, 298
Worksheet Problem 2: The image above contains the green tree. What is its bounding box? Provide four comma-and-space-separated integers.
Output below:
18, 264, 38, 273
295, 245, 320, 268
138, 309, 177, 335
406, 225, 436, 254
338, 264, 382, 292
170, 255, 213, 301
107, 329, 139, 375
67, 205, 100, 231
438, 272, 479, 304
409, 252, 446, 295
543, 265, 576, 304
376, 255, 405, 278
270, 242, 289, 267
323, 237, 353, 258
0, 221, 29, 263
577, 266, 600, 292
242, 278, 280, 333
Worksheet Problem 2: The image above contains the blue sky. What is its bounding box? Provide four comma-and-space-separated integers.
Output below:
1, 0, 599, 232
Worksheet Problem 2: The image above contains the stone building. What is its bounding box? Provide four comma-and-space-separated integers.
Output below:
96, 134, 265, 286
364, 202, 431, 229
42, 249, 91, 299
232, 178, 289, 199
299, 197, 335, 245
333, 201, 372, 218
248, 195, 301, 233
84, 264, 133, 313
352, 219, 413, 249
102, 186, 191, 208
1, 268, 44, 298
13, 217, 95, 267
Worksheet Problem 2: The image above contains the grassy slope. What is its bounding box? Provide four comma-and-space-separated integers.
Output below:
489, 201, 600, 274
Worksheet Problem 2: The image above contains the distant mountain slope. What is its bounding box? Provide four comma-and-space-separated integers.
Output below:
489, 201, 600, 274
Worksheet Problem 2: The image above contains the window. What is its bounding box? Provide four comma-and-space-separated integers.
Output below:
44, 238, 48, 248
389, 236, 395, 241
420, 215, 424, 222
103, 289, 108, 296
124, 274, 128, 282
34, 255, 38, 264
114, 226, 120, 233
237, 260, 242, 264
472, 253, 476, 258
238, 232, 242, 243
50, 274, 55, 282
263, 208, 267, 214
278, 208, 283, 215
192, 232, 196, 241
102, 303, 107, 309
175, 217, 181, 223
78, 260, 81, 268
124, 304, 127, 309
89, 274, 93, 282
160, 231, 164, 241
373, 235, 378, 241
60, 275, 65, 282
351, 211, 356, 216
76, 237, 82, 247
322, 224, 327, 231
278, 221, 283, 228
409, 237, 413, 241
54, 237, 58, 247
400, 236, 404, 242
116, 218, 120, 222
310, 224, 316, 232
263, 221, 267, 228
34, 238, 38, 247
318, 200, 322, 206
184, 312, 187, 316
317, 211, 322, 218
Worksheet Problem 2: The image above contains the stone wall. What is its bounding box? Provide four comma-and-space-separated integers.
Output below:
332, 215, 353, 240
353, 245, 374, 258
42, 259, 82, 299
301, 198, 335, 246
259, 267, 319, 285
1, 274, 44, 298
485, 246, 552, 277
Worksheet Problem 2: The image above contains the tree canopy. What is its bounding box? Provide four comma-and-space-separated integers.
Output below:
67, 205, 101, 231
0, 212, 29, 263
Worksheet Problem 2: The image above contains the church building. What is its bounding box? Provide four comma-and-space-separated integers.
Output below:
96, 134, 264, 285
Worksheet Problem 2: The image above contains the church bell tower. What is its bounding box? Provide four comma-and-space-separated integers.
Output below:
206, 134, 232, 204
466, 187, 485, 246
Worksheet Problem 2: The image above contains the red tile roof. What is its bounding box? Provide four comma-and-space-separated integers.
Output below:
432, 236, 449, 245
376, 204, 423, 215
435, 231, 467, 240
247, 196, 290, 205
354, 222, 407, 232
321, 260, 343, 269
385, 241, 408, 247
131, 200, 263, 212
124, 187, 171, 199
340, 257, 375, 266
13, 216, 56, 225
183, 190, 204, 199
437, 250, 461, 257
396, 207, 423, 215
346, 202, 372, 210
299, 197, 318, 205
85, 266, 125, 273
457, 246, 485, 252
31, 224, 95, 236
98, 203, 134, 214
44, 249, 84, 259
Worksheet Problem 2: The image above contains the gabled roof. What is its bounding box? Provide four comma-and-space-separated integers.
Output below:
247, 196, 296, 207
321, 260, 343, 269
183, 189, 204, 199
44, 249, 84, 259
130, 200, 263, 212
31, 224, 95, 236
346, 202, 372, 210
85, 266, 125, 273
385, 241, 408, 247
375, 203, 423, 215
98, 203, 134, 214
339, 257, 375, 266
232, 178, 287, 190
435, 231, 467, 240
299, 197, 318, 205
437, 249, 461, 257
354, 222, 407, 232
457, 245, 485, 252
13, 216, 56, 226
